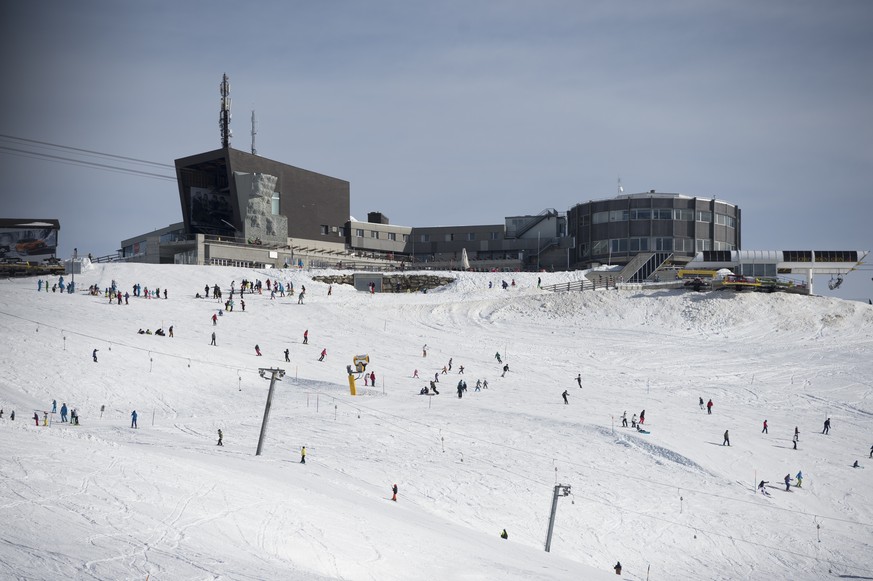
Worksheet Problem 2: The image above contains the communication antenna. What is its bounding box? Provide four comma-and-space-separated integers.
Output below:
219, 74, 232, 148
618, 177, 624, 195
251, 110, 258, 155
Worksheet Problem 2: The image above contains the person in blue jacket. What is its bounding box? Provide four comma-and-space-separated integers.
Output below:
131, 410, 138, 428
60, 403, 68, 422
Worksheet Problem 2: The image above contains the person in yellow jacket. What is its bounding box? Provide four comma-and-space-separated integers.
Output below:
300, 446, 306, 464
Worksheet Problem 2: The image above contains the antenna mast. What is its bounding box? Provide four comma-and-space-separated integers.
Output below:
251, 110, 258, 155
219, 73, 232, 148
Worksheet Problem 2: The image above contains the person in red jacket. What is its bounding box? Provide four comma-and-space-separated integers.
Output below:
319, 348, 326, 362
391, 483, 398, 501
370, 371, 376, 386
706, 399, 713, 414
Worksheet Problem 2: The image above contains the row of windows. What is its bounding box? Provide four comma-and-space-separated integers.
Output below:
589, 238, 737, 255
348, 228, 409, 242
418, 232, 501, 243
589, 209, 733, 226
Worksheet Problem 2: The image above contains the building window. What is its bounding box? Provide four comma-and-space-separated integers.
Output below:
697, 211, 712, 223
272, 192, 280, 215
631, 209, 652, 220
371, 231, 379, 239
446, 233, 454, 242
592, 211, 609, 224
490, 232, 500, 240
579, 214, 590, 226
467, 232, 476, 241
338, 227, 346, 237
696, 239, 712, 252
674, 238, 694, 252
387, 232, 396, 241
421, 234, 430, 242
609, 238, 629, 253
715, 213, 736, 228
629, 237, 650, 252
355, 229, 364, 238
674, 209, 694, 221
320, 225, 329, 235
592, 240, 608, 255
609, 210, 628, 222
654, 238, 673, 251
402, 234, 409, 242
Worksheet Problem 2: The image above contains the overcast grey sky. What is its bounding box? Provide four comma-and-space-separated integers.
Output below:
1, 1, 871, 298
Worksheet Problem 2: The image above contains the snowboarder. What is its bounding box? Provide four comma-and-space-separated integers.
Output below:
500, 529, 508, 539
621, 411, 628, 428
576, 373, 582, 388
392, 483, 398, 501
784, 473, 792, 491
631, 414, 637, 428
706, 399, 713, 414
562, 390, 569, 404
217, 429, 223, 446
284, 348, 290, 362
318, 348, 326, 362
300, 446, 306, 464
822, 418, 831, 435
723, 429, 730, 446
501, 364, 509, 377
762, 419, 768, 434
131, 410, 138, 429
303, 330, 309, 344
795, 471, 803, 488
639, 410, 645, 425
853, 460, 860, 468
430, 381, 439, 395
255, 344, 262, 356
92, 349, 98, 363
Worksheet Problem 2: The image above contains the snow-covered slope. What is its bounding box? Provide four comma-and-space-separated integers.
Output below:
1, 264, 871, 580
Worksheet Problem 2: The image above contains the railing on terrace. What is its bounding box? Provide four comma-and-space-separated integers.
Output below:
541, 277, 613, 292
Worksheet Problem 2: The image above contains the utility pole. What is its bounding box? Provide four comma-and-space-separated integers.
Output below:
256, 367, 285, 455
545, 483, 571, 552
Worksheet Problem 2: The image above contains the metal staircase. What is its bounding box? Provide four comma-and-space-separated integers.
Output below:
513, 209, 558, 239
620, 252, 673, 283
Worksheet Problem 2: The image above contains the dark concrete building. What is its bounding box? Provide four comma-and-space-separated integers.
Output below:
174, 147, 349, 246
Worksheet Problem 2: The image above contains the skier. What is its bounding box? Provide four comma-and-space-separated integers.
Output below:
422, 344, 428, 357
211, 332, 216, 346
434, 372, 439, 383
364, 374, 369, 386
495, 352, 502, 363
131, 410, 138, 429
303, 330, 309, 344
500, 529, 508, 539
448, 357, 453, 371
92, 349, 98, 363
217, 429, 223, 446
639, 410, 645, 425
562, 390, 569, 404
483, 379, 488, 389
413, 369, 419, 378
822, 418, 831, 435
622, 411, 628, 428
457, 381, 464, 399
758, 480, 770, 495
240, 299, 245, 311
706, 399, 713, 414
430, 381, 439, 395
212, 313, 218, 325
576, 373, 582, 388
699, 396, 705, 410
298, 291, 304, 304
762, 419, 768, 434
614, 562, 622, 575
441, 366, 448, 375
501, 364, 509, 378
33, 412, 39, 426
168, 326, 173, 338
784, 473, 792, 491
458, 365, 464, 374
723, 429, 730, 446
60, 403, 68, 422
300, 446, 306, 464
52, 400, 57, 413
793, 433, 798, 450
255, 344, 262, 356
631, 414, 637, 428
392, 483, 398, 501
284, 348, 290, 362
795, 426, 800, 440
795, 471, 803, 488
853, 460, 860, 468
318, 348, 326, 362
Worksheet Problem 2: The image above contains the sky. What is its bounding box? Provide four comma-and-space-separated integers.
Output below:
0, 1, 872, 298
1, 264, 872, 580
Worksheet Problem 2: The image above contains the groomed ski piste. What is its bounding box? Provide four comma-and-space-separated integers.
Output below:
1, 263, 871, 580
